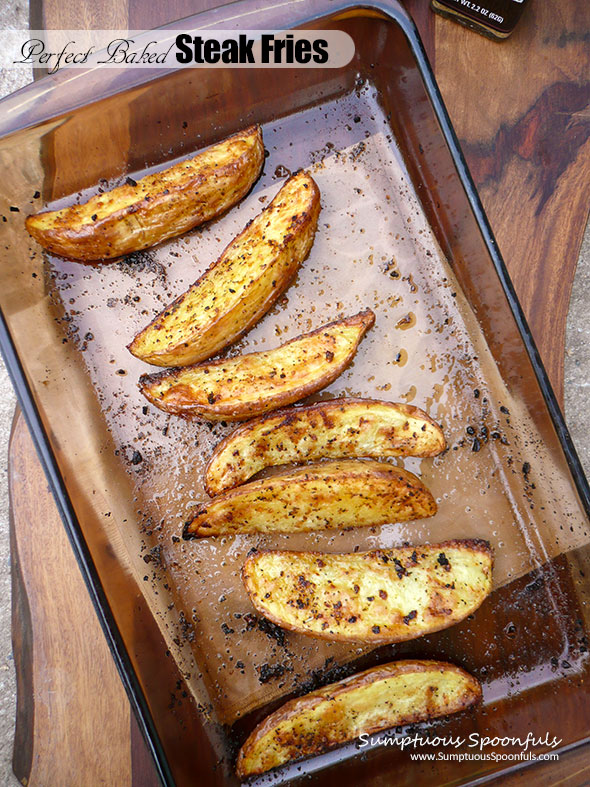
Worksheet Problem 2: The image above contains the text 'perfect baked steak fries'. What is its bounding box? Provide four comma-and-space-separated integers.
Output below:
139, 309, 375, 420
25, 125, 265, 262
183, 459, 436, 538
236, 660, 482, 778
242, 540, 493, 642
205, 397, 446, 495
129, 170, 321, 366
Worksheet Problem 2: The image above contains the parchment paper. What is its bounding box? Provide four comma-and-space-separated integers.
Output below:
45, 85, 589, 724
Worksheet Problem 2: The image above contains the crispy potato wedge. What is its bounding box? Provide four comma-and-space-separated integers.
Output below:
25, 125, 264, 261
140, 310, 375, 420
205, 398, 446, 495
236, 659, 481, 778
129, 171, 321, 366
242, 540, 492, 643
184, 458, 435, 538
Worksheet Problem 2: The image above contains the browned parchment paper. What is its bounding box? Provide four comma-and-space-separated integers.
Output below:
40, 86, 589, 723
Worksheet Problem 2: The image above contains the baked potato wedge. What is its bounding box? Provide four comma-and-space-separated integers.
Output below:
242, 540, 492, 642
236, 659, 481, 778
183, 458, 435, 538
25, 125, 264, 261
140, 310, 375, 420
205, 398, 446, 495
129, 171, 321, 366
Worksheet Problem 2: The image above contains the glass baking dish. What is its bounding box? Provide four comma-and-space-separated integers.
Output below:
1, 1, 590, 784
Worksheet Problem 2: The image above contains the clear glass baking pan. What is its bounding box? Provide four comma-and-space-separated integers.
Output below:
1, 1, 590, 784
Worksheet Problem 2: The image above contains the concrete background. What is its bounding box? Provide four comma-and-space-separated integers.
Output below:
0, 4, 589, 785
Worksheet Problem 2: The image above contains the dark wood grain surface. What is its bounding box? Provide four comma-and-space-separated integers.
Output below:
431, 2, 590, 402
10, 0, 590, 784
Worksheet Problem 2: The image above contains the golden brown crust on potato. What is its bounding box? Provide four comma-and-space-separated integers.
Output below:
236, 659, 482, 778
139, 310, 375, 420
205, 398, 446, 495
242, 540, 493, 642
25, 125, 264, 261
128, 170, 321, 366
183, 458, 435, 538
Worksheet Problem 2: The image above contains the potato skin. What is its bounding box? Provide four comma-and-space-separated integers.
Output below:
242, 540, 493, 643
129, 171, 321, 367
205, 398, 446, 495
25, 125, 264, 261
184, 458, 435, 538
236, 659, 482, 778
140, 310, 375, 421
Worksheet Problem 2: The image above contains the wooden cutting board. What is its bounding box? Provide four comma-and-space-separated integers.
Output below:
10, 0, 590, 784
